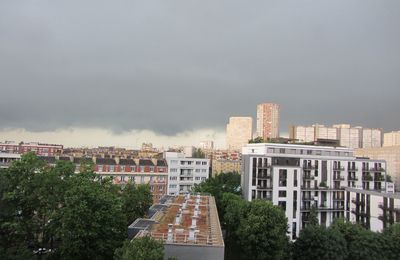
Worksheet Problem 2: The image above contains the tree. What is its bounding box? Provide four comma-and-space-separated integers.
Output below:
307, 204, 319, 226
121, 183, 153, 225
193, 172, 241, 201
293, 225, 347, 260
330, 219, 381, 260
249, 137, 265, 143
380, 223, 400, 259
236, 200, 289, 260
56, 173, 126, 259
192, 148, 205, 158
114, 236, 164, 260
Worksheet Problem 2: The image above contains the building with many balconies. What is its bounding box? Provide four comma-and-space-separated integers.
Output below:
241, 143, 388, 239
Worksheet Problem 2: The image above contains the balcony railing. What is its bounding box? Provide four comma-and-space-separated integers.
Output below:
257, 173, 272, 179
303, 175, 315, 180
374, 175, 385, 182
351, 199, 365, 206
370, 167, 385, 172
258, 164, 271, 169
333, 166, 345, 171
347, 167, 358, 171
333, 175, 345, 181
303, 165, 316, 170
348, 176, 358, 181
362, 175, 373, 181
257, 185, 273, 190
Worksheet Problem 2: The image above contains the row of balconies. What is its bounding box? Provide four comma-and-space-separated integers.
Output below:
378, 203, 400, 212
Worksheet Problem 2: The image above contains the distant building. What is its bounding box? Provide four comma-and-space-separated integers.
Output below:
129, 194, 224, 260
256, 103, 280, 139
0, 141, 63, 156
356, 146, 400, 191
346, 187, 400, 232
212, 159, 241, 177
241, 143, 388, 239
384, 131, 400, 147
164, 152, 210, 195
226, 117, 253, 151
199, 140, 214, 150
0, 152, 20, 168
289, 124, 382, 149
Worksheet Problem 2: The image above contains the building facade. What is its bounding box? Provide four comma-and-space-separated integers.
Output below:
0, 152, 21, 168
256, 103, 280, 139
384, 131, 400, 147
164, 152, 210, 195
226, 117, 253, 151
355, 146, 400, 191
0, 141, 63, 156
211, 159, 241, 177
346, 187, 400, 232
241, 143, 388, 239
289, 124, 382, 149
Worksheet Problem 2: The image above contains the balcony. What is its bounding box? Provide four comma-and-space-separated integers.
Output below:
303, 175, 315, 180
351, 210, 369, 217
301, 185, 318, 190
374, 175, 385, 182
258, 164, 271, 169
302, 196, 314, 201
362, 174, 373, 181
303, 165, 316, 170
332, 197, 345, 201
257, 185, 273, 190
333, 175, 345, 181
347, 167, 358, 171
351, 199, 365, 206
370, 167, 385, 172
333, 166, 345, 171
257, 173, 272, 179
348, 176, 358, 181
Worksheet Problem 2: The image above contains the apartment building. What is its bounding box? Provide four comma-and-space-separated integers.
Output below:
0, 152, 21, 168
384, 131, 400, 147
355, 146, 400, 191
37, 156, 169, 203
226, 117, 253, 151
289, 124, 382, 149
164, 152, 210, 195
211, 159, 241, 177
0, 141, 63, 156
346, 187, 400, 232
241, 143, 388, 239
256, 103, 280, 139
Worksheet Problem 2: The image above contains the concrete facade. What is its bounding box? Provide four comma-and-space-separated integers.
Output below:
384, 131, 400, 147
256, 103, 280, 139
226, 117, 253, 151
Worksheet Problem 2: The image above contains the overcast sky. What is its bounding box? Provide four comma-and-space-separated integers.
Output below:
0, 1, 399, 148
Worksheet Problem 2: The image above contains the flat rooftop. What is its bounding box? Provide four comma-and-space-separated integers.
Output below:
134, 194, 224, 247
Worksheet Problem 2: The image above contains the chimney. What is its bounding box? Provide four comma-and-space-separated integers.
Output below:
167, 224, 173, 242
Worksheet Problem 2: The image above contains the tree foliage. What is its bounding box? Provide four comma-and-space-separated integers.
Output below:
121, 183, 153, 225
0, 153, 154, 259
192, 148, 205, 158
114, 236, 164, 260
293, 225, 347, 260
236, 200, 289, 260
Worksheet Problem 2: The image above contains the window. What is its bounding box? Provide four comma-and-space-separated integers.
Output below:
170, 176, 177, 181
294, 170, 298, 187
150, 167, 154, 172
278, 201, 287, 211
201, 169, 207, 173
201, 177, 206, 181
98, 165, 103, 172
279, 191, 287, 197
171, 160, 178, 164
170, 168, 178, 173
131, 166, 136, 172
140, 176, 144, 184
169, 184, 177, 189
202, 161, 207, 165
195, 169, 201, 173
119, 176, 124, 182
140, 166, 144, 172
279, 169, 287, 187
195, 177, 200, 181
130, 176, 135, 182
196, 161, 201, 165
110, 165, 114, 172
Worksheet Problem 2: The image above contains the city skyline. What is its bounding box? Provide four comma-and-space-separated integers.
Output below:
1, 1, 399, 148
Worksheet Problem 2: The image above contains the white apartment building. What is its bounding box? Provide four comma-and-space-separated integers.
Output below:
346, 187, 400, 232
164, 152, 210, 195
226, 117, 253, 151
241, 143, 388, 240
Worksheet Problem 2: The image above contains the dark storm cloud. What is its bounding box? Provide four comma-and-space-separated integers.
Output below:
1, 0, 399, 135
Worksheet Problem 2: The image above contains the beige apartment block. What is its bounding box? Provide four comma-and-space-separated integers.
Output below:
256, 103, 280, 139
226, 117, 253, 151
355, 146, 400, 190
212, 159, 241, 177
384, 131, 400, 147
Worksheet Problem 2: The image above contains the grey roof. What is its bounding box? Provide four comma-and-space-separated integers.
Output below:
139, 159, 154, 166
119, 159, 136, 166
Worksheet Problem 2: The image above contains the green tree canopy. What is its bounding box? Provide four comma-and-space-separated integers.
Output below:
293, 225, 347, 260
121, 183, 153, 225
114, 236, 164, 260
236, 200, 289, 260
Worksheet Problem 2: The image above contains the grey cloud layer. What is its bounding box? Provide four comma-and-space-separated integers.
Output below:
1, 0, 399, 135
